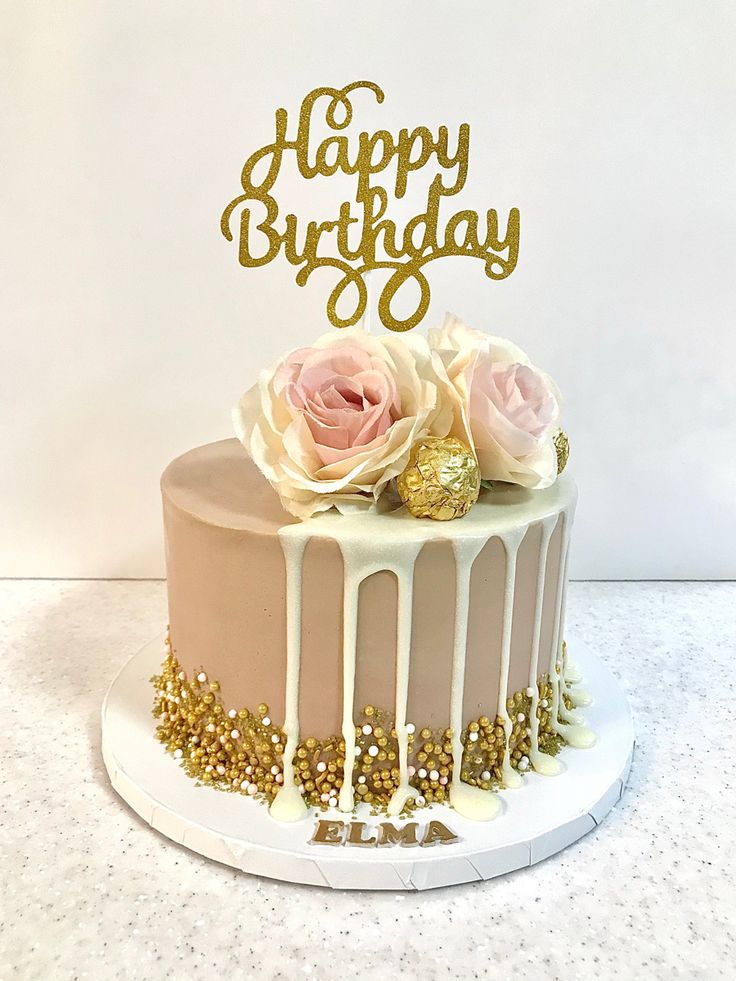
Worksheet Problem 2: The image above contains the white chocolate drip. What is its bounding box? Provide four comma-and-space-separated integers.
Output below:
496, 529, 526, 789
269, 474, 591, 823
567, 686, 593, 708
548, 512, 596, 751
560, 640, 592, 707
336, 543, 424, 814
387, 558, 421, 817
527, 516, 562, 776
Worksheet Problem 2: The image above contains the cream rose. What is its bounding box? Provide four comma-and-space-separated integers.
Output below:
428, 314, 561, 488
233, 328, 454, 518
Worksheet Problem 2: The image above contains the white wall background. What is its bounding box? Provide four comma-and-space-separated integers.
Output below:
2, 0, 735, 579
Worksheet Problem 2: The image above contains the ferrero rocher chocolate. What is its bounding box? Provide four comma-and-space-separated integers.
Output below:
554, 429, 570, 474
397, 436, 480, 520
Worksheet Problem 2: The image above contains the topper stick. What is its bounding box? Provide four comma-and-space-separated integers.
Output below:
363, 270, 373, 334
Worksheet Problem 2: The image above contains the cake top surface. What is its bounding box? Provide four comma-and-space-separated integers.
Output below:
162, 438, 575, 539
162, 438, 298, 534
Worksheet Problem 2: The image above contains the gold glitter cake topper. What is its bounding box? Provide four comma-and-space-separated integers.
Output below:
221, 81, 520, 332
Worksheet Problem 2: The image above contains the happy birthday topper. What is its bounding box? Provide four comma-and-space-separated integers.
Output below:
221, 81, 520, 332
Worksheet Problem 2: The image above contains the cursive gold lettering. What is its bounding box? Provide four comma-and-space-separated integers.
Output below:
222, 81, 520, 332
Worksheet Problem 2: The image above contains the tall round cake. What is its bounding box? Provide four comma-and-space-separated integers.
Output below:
154, 345, 595, 824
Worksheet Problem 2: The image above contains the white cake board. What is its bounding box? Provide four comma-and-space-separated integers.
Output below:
102, 636, 634, 891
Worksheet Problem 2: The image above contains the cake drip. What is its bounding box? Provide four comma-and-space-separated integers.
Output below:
154, 463, 594, 820
152, 650, 570, 812
262, 479, 593, 823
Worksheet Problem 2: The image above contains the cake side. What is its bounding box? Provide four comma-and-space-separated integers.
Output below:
162, 439, 572, 735
158, 438, 587, 817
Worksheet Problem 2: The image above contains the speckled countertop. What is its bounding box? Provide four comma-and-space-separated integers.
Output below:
1, 580, 734, 981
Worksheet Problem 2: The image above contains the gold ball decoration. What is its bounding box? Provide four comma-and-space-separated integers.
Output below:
554, 429, 570, 474
397, 436, 480, 520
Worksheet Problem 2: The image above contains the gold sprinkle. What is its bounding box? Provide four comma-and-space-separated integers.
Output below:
152, 642, 575, 812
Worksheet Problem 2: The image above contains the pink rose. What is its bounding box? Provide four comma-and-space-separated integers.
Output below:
429, 315, 561, 488
234, 328, 454, 518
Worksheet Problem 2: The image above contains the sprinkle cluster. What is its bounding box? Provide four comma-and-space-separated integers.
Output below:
152, 635, 567, 813
459, 679, 562, 790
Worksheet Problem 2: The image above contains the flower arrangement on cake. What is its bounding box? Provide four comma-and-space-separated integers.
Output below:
233, 314, 567, 521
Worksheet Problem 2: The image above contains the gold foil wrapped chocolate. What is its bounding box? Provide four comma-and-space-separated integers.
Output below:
397, 436, 480, 520
554, 429, 570, 474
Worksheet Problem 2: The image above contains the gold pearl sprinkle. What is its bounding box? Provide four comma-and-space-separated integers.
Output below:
152, 639, 575, 812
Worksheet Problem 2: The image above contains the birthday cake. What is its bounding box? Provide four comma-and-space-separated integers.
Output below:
148, 82, 597, 833
153, 316, 595, 825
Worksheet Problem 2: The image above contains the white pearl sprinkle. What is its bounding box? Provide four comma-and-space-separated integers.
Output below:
361, 724, 373, 735
540, 699, 548, 708
358, 775, 366, 784
271, 734, 279, 744
316, 761, 327, 772
247, 784, 257, 796
517, 713, 525, 723
206, 723, 215, 733
230, 729, 240, 739
245, 765, 253, 775
205, 765, 213, 773
519, 756, 529, 771
190, 735, 199, 744
328, 798, 337, 807
262, 716, 271, 727
275, 773, 283, 784
270, 765, 280, 775
173, 748, 183, 759
197, 672, 206, 683
228, 709, 237, 718
216, 765, 226, 775
406, 723, 416, 734
408, 765, 416, 777
418, 768, 427, 779
429, 769, 440, 781
354, 746, 361, 756
526, 687, 534, 697
219, 735, 226, 744
439, 776, 448, 785
416, 795, 426, 805
320, 793, 329, 803
178, 671, 186, 681
368, 745, 379, 757
481, 770, 491, 781
469, 731, 479, 742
